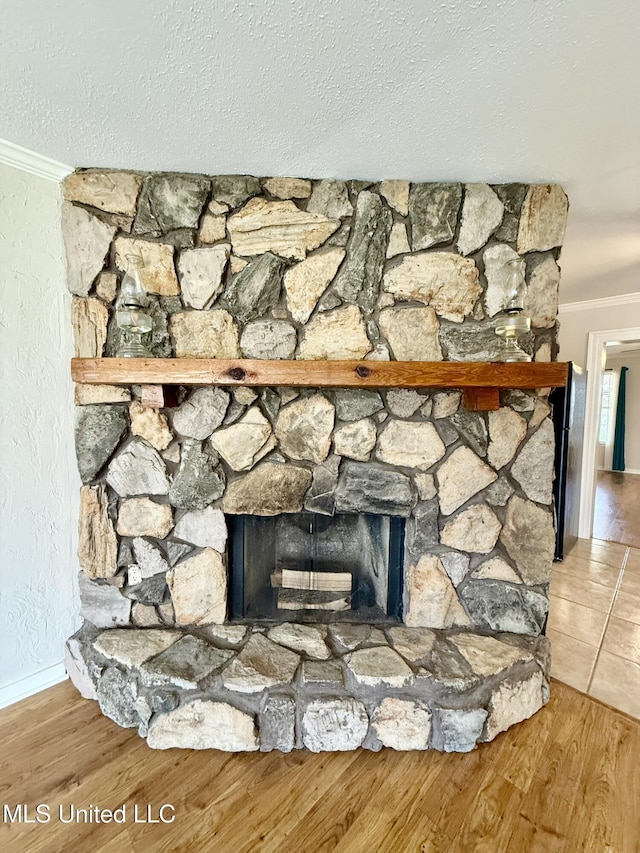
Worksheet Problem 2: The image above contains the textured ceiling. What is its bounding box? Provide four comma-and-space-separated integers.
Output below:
1, 0, 639, 302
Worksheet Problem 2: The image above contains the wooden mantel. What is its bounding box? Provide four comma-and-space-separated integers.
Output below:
71, 358, 569, 411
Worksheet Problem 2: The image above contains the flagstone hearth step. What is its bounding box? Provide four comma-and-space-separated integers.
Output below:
71, 358, 569, 412
66, 622, 550, 753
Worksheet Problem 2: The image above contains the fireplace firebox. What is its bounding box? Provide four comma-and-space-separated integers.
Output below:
228, 513, 405, 623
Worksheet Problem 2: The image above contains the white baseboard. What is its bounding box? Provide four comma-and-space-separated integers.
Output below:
0, 663, 68, 710
598, 466, 640, 475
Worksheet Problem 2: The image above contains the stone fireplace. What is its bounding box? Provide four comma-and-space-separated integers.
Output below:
63, 172, 567, 752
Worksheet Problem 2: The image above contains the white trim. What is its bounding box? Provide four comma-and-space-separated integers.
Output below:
559, 293, 640, 314
0, 138, 72, 182
621, 468, 640, 476
0, 663, 67, 709
579, 326, 640, 538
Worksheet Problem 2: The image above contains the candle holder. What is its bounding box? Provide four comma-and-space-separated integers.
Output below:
494, 257, 532, 362
115, 254, 153, 358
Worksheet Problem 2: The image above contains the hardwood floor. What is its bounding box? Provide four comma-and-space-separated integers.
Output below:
594, 471, 640, 547
1, 679, 639, 852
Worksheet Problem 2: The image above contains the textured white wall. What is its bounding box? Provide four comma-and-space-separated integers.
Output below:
0, 163, 79, 699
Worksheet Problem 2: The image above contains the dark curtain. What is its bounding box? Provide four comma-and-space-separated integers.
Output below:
612, 366, 628, 471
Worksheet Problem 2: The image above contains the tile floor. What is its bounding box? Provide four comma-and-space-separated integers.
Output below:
548, 537, 640, 719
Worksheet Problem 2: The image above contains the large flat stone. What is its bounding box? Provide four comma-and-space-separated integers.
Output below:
511, 419, 555, 504
487, 408, 528, 470
75, 384, 131, 406
409, 183, 462, 250
346, 647, 413, 688
371, 698, 431, 750
387, 626, 436, 663
114, 237, 180, 296
440, 505, 501, 554
333, 418, 377, 461
141, 635, 233, 688
457, 184, 504, 256
307, 180, 352, 218
302, 698, 368, 752
334, 390, 384, 421
500, 495, 555, 584
167, 548, 227, 626
222, 634, 300, 693
263, 177, 312, 200
493, 183, 528, 242
133, 173, 210, 234
440, 318, 510, 362
148, 700, 259, 751
483, 244, 521, 317
212, 175, 262, 208
72, 296, 109, 357
449, 411, 488, 457
376, 420, 446, 471
260, 696, 296, 752
62, 202, 116, 296
75, 404, 128, 483
450, 633, 533, 676
379, 180, 410, 216
524, 254, 560, 328
224, 252, 284, 322
267, 623, 330, 660
173, 387, 230, 440
173, 506, 227, 551
63, 170, 142, 215
170, 309, 240, 358
438, 708, 488, 752
178, 245, 230, 309
78, 485, 118, 579
275, 394, 335, 464
283, 247, 345, 324
169, 440, 225, 509
378, 306, 442, 360
223, 462, 312, 515
240, 319, 297, 359
404, 555, 470, 629
94, 628, 178, 667
298, 305, 372, 359
334, 462, 414, 516
472, 557, 521, 583
97, 668, 139, 728
436, 446, 497, 515
517, 185, 569, 253
304, 454, 340, 515
460, 580, 548, 635
78, 572, 132, 628
485, 671, 545, 741
129, 402, 172, 451
106, 439, 169, 497
132, 537, 170, 579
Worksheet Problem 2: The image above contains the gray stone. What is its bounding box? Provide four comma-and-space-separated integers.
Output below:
62, 202, 117, 296
131, 603, 162, 627
64, 637, 98, 700
450, 633, 533, 676
63, 170, 142, 216
449, 411, 488, 457
78, 572, 132, 627
409, 183, 462, 250
483, 244, 521, 317
169, 440, 225, 509
382, 253, 481, 323
147, 699, 259, 751
302, 660, 344, 686
457, 184, 504, 256
334, 462, 415, 516
406, 500, 439, 556
200, 624, 248, 646
117, 498, 174, 539
224, 252, 284, 323
298, 305, 372, 359
94, 628, 178, 667
436, 447, 497, 516
432, 391, 461, 419
485, 671, 545, 742
439, 707, 488, 752
174, 506, 227, 551
275, 394, 335, 464
440, 505, 501, 554
376, 420, 446, 471
240, 319, 297, 359
500, 495, 555, 584
167, 548, 227, 625
106, 439, 170, 496
304, 454, 340, 515
302, 698, 368, 752
502, 390, 537, 412
78, 485, 118, 579
125, 574, 168, 606
260, 388, 281, 420
260, 696, 296, 752
430, 644, 478, 691
387, 626, 436, 663
166, 541, 193, 567
307, 180, 352, 218
97, 667, 139, 728
511, 420, 555, 504
141, 635, 232, 688
222, 634, 300, 693
333, 418, 377, 461
483, 475, 515, 506
379, 306, 442, 360
460, 580, 548, 635
75, 405, 128, 482
317, 290, 343, 310
157, 601, 175, 625
134, 174, 210, 234
283, 247, 345, 324
334, 390, 384, 421
385, 389, 424, 418
414, 472, 436, 500
170, 309, 240, 358
210, 406, 276, 470
328, 624, 371, 650
472, 557, 521, 583
132, 538, 170, 579
517, 185, 569, 254
371, 698, 431, 750
404, 555, 470, 629
333, 191, 392, 311
379, 180, 410, 216
440, 318, 507, 362
223, 463, 312, 515
178, 245, 230, 309
440, 551, 471, 587
524, 254, 560, 328
268, 623, 330, 660
212, 174, 262, 208
487, 408, 528, 469
493, 184, 528, 243
173, 387, 230, 440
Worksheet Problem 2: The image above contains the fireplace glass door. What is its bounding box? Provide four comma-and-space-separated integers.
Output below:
229, 513, 405, 623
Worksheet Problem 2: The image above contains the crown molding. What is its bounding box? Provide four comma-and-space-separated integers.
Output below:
558, 292, 640, 314
0, 138, 73, 182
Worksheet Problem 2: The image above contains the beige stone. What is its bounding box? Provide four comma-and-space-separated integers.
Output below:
114, 236, 180, 296
346, 647, 414, 688
485, 671, 545, 741
62, 202, 117, 296
167, 549, 227, 626
386, 222, 410, 258
229, 255, 248, 274
483, 244, 521, 317
307, 180, 352, 218
333, 418, 377, 461
414, 472, 437, 500
223, 463, 312, 516
529, 401, 551, 430
378, 306, 442, 360
222, 634, 300, 693
264, 177, 312, 199
209, 406, 276, 470
78, 485, 118, 579
457, 184, 504, 256
436, 447, 497, 515
75, 384, 131, 405
371, 698, 431, 750
72, 296, 109, 357
275, 394, 335, 464
387, 626, 437, 662
379, 180, 410, 216
94, 628, 178, 667
500, 495, 555, 583
487, 408, 527, 470
283, 247, 345, 324
404, 555, 470, 628
147, 700, 259, 751
199, 214, 227, 244
117, 497, 174, 538
170, 309, 240, 358
267, 623, 330, 660
298, 305, 371, 360
227, 197, 340, 260
535, 342, 552, 363
302, 698, 368, 752
432, 391, 461, 419
450, 633, 532, 676
178, 244, 230, 309
95, 272, 118, 303
63, 170, 142, 215
174, 506, 227, 551
440, 505, 501, 554
511, 420, 555, 504
129, 401, 173, 451
376, 420, 445, 471
382, 253, 481, 322
517, 185, 569, 253
472, 557, 521, 583
524, 255, 560, 328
